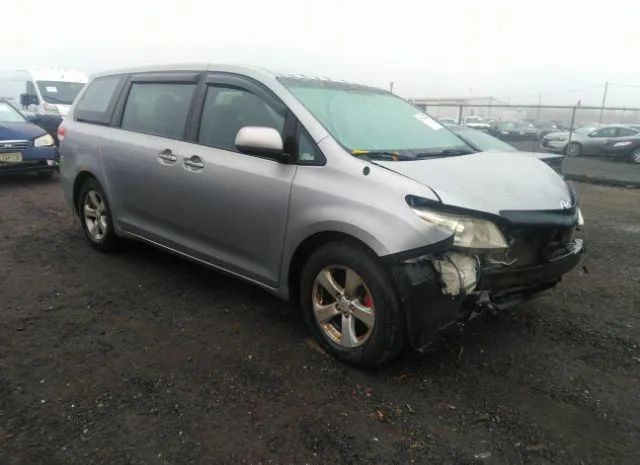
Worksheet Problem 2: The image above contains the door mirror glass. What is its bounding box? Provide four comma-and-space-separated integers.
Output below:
20, 93, 39, 106
235, 126, 287, 161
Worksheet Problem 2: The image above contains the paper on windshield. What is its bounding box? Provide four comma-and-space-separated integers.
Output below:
414, 113, 443, 131
46, 86, 58, 93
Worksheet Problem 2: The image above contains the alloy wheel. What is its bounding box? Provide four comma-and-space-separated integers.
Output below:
312, 266, 375, 348
83, 190, 108, 241
632, 148, 640, 164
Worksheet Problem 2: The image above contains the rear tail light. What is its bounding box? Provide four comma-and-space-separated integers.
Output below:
57, 125, 66, 142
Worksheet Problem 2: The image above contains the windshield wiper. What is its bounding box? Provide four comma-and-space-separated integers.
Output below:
352, 150, 413, 161
414, 148, 476, 158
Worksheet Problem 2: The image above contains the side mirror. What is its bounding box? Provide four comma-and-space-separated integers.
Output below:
235, 126, 289, 163
20, 93, 39, 106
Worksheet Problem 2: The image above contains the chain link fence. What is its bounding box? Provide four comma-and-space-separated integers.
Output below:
409, 102, 640, 186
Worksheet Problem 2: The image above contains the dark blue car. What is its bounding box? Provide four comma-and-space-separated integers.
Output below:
0, 100, 58, 177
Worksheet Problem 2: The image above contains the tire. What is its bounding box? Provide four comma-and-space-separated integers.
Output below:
78, 178, 120, 252
566, 142, 582, 157
299, 242, 405, 365
630, 146, 640, 164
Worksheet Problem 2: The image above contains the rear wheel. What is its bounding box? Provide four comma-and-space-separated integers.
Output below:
630, 146, 640, 164
300, 242, 405, 365
566, 142, 582, 157
78, 178, 120, 252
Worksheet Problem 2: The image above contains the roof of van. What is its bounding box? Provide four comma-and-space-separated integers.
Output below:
90, 63, 368, 87
17, 68, 88, 82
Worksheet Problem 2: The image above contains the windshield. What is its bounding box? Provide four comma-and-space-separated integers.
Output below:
0, 102, 26, 123
454, 127, 517, 152
278, 78, 471, 157
497, 122, 517, 129
36, 80, 85, 105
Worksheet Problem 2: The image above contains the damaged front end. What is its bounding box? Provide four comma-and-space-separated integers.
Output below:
389, 197, 585, 351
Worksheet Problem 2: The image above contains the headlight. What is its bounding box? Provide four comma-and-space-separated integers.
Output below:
34, 134, 55, 147
410, 207, 508, 250
42, 102, 60, 115
577, 208, 584, 226
613, 141, 633, 147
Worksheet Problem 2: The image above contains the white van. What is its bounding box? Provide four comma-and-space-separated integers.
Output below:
0, 68, 87, 117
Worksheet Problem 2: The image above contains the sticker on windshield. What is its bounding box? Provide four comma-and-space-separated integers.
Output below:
46, 86, 58, 93
414, 113, 443, 130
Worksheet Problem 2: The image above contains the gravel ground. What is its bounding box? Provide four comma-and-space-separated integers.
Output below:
1, 175, 639, 465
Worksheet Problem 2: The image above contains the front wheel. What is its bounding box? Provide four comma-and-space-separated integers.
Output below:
566, 142, 582, 157
630, 146, 640, 164
300, 242, 405, 365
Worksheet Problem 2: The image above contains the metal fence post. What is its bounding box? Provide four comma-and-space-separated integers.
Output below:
458, 105, 464, 125
566, 106, 577, 150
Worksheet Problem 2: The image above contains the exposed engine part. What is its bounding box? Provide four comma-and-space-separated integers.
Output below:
433, 252, 479, 296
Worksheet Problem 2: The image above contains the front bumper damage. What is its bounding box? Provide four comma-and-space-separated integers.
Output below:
388, 232, 585, 352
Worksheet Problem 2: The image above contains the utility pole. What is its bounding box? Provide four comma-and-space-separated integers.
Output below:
389, 82, 394, 94
599, 81, 609, 123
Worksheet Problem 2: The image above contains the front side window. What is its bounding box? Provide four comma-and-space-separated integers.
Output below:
122, 83, 196, 140
591, 127, 617, 138
278, 78, 470, 158
36, 81, 85, 105
198, 86, 285, 152
0, 102, 26, 123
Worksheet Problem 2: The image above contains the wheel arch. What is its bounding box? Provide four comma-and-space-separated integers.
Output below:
286, 231, 380, 304
73, 171, 97, 214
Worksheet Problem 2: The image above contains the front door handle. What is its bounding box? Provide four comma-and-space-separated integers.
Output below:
184, 156, 205, 170
158, 149, 177, 162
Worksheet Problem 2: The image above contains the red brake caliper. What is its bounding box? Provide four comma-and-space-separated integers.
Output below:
363, 291, 373, 308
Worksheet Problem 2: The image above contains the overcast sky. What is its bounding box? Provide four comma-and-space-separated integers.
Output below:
6, 0, 640, 105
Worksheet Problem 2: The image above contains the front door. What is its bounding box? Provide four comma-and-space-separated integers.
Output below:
168, 75, 298, 287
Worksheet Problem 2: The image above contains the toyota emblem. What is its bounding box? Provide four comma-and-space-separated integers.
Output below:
560, 200, 571, 209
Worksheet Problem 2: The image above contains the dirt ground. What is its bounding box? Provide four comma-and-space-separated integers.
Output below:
1, 175, 638, 465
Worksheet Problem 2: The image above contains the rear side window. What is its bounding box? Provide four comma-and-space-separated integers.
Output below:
121, 83, 195, 140
75, 75, 125, 124
198, 86, 285, 151
617, 127, 637, 137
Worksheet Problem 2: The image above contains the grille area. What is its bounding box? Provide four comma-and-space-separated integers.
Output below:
505, 226, 575, 268
0, 140, 29, 152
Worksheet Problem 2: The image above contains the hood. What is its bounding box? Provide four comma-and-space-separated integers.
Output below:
545, 130, 570, 138
375, 151, 572, 215
0, 122, 46, 141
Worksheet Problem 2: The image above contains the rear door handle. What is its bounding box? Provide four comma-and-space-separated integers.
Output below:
158, 149, 177, 162
184, 156, 205, 170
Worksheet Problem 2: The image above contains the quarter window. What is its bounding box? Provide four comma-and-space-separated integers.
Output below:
121, 83, 195, 140
297, 128, 324, 165
198, 86, 285, 152
75, 75, 126, 124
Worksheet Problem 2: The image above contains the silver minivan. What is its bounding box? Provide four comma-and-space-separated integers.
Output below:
60, 64, 584, 365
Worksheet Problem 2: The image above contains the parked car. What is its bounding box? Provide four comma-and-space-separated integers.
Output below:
490, 121, 539, 140
462, 116, 491, 131
448, 124, 563, 173
438, 117, 458, 125
536, 121, 565, 137
603, 132, 640, 164
0, 100, 58, 177
0, 68, 87, 143
60, 64, 584, 365
542, 124, 639, 158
